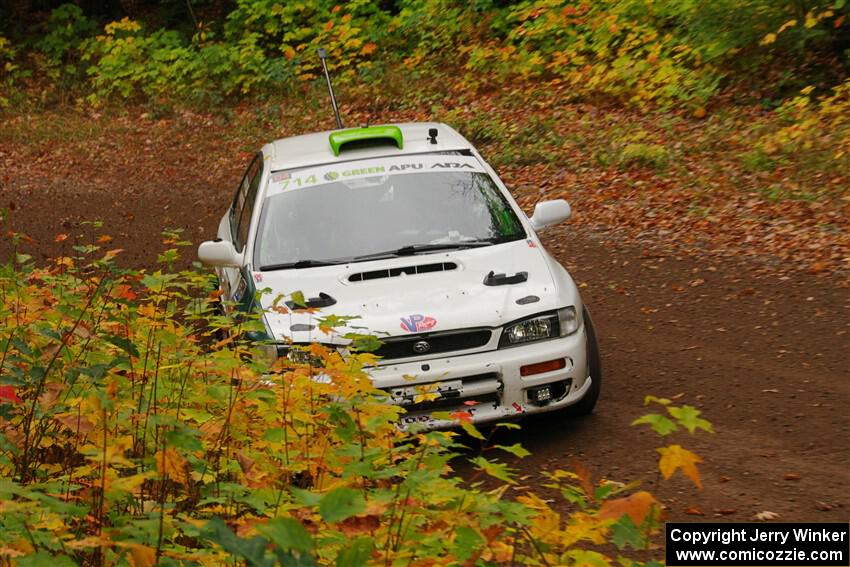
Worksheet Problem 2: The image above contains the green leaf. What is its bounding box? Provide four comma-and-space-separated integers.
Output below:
610, 515, 645, 550
667, 405, 713, 434
494, 443, 531, 458
262, 427, 286, 442
643, 395, 671, 406
335, 536, 373, 567
165, 428, 202, 452
564, 549, 610, 567
459, 420, 485, 440
346, 333, 383, 353
258, 517, 313, 553
291, 487, 323, 507
319, 487, 365, 523
469, 456, 516, 484
631, 413, 678, 436
453, 526, 485, 561
290, 290, 307, 308
203, 517, 273, 567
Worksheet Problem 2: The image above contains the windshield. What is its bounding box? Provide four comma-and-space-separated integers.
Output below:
254, 154, 526, 270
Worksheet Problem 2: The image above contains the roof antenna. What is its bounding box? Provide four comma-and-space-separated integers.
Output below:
317, 47, 344, 130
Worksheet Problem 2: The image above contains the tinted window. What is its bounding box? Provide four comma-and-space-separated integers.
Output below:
230, 154, 262, 252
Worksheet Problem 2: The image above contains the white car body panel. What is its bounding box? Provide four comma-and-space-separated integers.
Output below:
206, 122, 596, 428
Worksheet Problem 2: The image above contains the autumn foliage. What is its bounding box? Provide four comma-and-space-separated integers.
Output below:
0, 232, 711, 565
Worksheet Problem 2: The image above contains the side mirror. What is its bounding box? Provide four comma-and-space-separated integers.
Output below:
529, 199, 571, 230
198, 239, 242, 267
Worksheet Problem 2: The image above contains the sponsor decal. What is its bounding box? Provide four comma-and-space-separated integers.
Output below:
252, 272, 263, 283
512, 402, 525, 413
266, 155, 488, 196
526, 239, 537, 248
430, 162, 474, 169
400, 314, 437, 333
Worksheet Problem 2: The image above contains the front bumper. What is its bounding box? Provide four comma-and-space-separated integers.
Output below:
368, 324, 590, 429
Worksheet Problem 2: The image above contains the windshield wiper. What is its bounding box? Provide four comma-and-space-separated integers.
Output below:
350, 236, 523, 262
259, 259, 349, 272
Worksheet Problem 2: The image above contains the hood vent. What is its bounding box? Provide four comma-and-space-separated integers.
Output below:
348, 261, 458, 283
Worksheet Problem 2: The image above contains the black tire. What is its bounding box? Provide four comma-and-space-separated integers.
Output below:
563, 306, 601, 416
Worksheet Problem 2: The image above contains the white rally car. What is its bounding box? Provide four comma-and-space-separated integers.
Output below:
198, 123, 601, 428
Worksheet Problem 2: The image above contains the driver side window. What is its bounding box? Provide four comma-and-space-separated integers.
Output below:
230, 154, 263, 253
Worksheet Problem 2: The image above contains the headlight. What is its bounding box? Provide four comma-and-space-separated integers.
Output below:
558, 306, 579, 336
499, 307, 579, 347
286, 347, 323, 367
254, 343, 279, 367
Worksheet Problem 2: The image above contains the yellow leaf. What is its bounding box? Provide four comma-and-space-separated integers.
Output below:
760, 33, 777, 45
657, 444, 703, 489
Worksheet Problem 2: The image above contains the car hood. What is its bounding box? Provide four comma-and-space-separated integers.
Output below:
256, 240, 571, 344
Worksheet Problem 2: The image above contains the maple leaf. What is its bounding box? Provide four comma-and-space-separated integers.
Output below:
572, 458, 595, 501
0, 385, 22, 404
631, 412, 678, 435
127, 544, 157, 567
657, 444, 703, 489
666, 405, 713, 434
155, 447, 189, 484
598, 490, 660, 525
113, 284, 137, 300
450, 410, 473, 424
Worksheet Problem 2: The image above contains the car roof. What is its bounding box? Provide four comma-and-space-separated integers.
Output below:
262, 122, 474, 171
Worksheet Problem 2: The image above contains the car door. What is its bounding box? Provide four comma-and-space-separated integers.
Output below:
222, 153, 263, 306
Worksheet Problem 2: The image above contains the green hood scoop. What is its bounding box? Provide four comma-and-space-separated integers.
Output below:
328, 125, 404, 156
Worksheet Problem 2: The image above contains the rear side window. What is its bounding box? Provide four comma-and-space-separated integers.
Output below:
230, 154, 263, 252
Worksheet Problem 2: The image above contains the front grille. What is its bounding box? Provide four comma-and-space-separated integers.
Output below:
382, 373, 502, 415
374, 328, 492, 360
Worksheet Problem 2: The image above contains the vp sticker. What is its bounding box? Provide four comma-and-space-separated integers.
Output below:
400, 314, 436, 332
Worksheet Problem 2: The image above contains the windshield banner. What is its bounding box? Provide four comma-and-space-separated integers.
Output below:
266, 154, 488, 196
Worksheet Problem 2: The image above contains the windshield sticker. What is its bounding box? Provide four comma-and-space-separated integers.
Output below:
267, 155, 487, 196
400, 314, 437, 333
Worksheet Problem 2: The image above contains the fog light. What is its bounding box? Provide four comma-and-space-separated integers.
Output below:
529, 385, 552, 403
520, 358, 566, 377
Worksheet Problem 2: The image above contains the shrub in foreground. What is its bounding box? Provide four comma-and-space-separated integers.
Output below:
0, 231, 709, 565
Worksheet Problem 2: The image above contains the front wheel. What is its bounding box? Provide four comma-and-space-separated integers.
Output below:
563, 306, 601, 416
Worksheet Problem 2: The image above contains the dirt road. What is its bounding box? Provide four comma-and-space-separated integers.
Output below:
2, 116, 848, 523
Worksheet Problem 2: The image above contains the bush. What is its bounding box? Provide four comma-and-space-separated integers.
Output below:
0, 35, 27, 107
621, 143, 669, 169
36, 4, 96, 78
0, 229, 711, 565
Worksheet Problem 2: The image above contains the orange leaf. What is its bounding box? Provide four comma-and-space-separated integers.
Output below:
657, 444, 703, 489
155, 447, 188, 484
97, 235, 113, 244
571, 458, 595, 501
361, 42, 377, 55
598, 491, 660, 525
127, 544, 157, 567
114, 284, 137, 300
55, 233, 69, 243
450, 410, 473, 423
